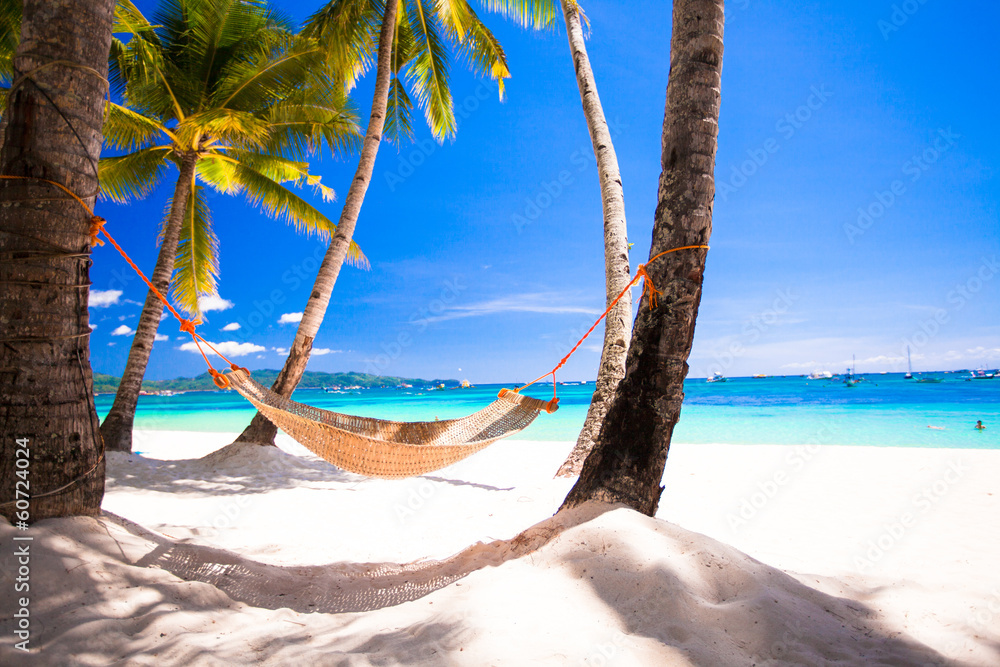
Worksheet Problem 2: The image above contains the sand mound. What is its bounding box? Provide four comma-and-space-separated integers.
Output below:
0, 503, 959, 666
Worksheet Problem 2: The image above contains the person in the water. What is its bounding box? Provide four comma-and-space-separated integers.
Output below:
976, 420, 986, 430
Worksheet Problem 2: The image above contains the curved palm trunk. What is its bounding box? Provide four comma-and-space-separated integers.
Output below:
100, 152, 198, 452
0, 0, 115, 522
235, 0, 400, 446
554, 1, 633, 478
561, 0, 724, 516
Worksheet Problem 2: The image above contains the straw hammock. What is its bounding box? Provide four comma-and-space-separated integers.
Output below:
226, 370, 558, 479
68, 192, 703, 481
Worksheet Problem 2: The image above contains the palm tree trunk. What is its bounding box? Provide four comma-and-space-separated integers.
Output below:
235, 0, 400, 446
560, 0, 724, 516
0, 0, 115, 522
100, 152, 198, 452
554, 1, 633, 478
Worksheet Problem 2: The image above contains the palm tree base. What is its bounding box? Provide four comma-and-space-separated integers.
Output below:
100, 410, 136, 453
234, 412, 279, 447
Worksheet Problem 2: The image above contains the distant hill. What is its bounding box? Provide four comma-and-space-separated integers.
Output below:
92, 370, 459, 394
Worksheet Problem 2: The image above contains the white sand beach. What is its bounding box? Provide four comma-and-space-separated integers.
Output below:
2, 431, 999, 665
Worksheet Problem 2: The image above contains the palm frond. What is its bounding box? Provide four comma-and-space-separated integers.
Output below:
185, 107, 272, 149
214, 37, 327, 113
448, 1, 510, 100
98, 147, 171, 203
480, 0, 559, 30
228, 150, 337, 202
385, 76, 414, 145
385, 15, 417, 146
303, 0, 382, 90
103, 101, 170, 152
113, 0, 155, 35
229, 161, 368, 267
0, 0, 21, 86
405, 0, 456, 140
171, 183, 219, 317
263, 94, 362, 158
195, 153, 240, 194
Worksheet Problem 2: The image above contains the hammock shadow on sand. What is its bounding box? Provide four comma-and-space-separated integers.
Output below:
109, 505, 599, 615
104, 443, 362, 496
106, 442, 516, 497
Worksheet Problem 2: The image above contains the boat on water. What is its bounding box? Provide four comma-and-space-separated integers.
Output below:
905, 346, 913, 379
844, 356, 861, 387
706, 372, 727, 383
965, 368, 998, 380
915, 376, 943, 383
808, 370, 833, 380
752, 374, 767, 379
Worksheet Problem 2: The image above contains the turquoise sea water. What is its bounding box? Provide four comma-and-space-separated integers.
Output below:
94, 373, 1000, 449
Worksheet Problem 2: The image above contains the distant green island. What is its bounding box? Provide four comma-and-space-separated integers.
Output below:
92, 371, 459, 395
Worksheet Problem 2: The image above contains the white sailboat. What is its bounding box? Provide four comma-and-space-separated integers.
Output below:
905, 346, 913, 379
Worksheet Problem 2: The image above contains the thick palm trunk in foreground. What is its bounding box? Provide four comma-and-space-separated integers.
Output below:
0, 0, 115, 522
236, 0, 400, 445
100, 153, 198, 452
561, 0, 724, 516
555, 0, 633, 477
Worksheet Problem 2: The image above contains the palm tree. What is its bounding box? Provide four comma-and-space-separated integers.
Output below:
235, 0, 512, 445
486, 1, 633, 477
99, 0, 363, 453
561, 0, 724, 515
0, 0, 115, 521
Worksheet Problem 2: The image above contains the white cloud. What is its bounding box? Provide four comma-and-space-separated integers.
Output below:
279, 312, 303, 324
855, 354, 905, 366
178, 340, 265, 357
418, 293, 601, 324
199, 294, 234, 312
312, 348, 342, 356
89, 290, 122, 308
221, 322, 241, 331
90, 324, 97, 331
108, 342, 116, 347
779, 360, 824, 370
111, 325, 134, 336
273, 347, 289, 355
160, 312, 171, 321
154, 333, 169, 342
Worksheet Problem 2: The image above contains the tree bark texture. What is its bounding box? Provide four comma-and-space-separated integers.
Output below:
236, 0, 400, 446
554, 0, 633, 478
100, 152, 199, 452
561, 0, 724, 516
0, 0, 115, 522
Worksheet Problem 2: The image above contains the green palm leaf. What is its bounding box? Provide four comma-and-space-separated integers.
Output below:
197, 154, 367, 268
303, 0, 381, 91
171, 183, 219, 316
481, 0, 559, 30
448, 2, 510, 99
0, 0, 21, 86
103, 101, 172, 152
98, 147, 171, 203
406, 0, 455, 139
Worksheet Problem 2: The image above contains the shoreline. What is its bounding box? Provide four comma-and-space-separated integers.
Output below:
1, 431, 995, 664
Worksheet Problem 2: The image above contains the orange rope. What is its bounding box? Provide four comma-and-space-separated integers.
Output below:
513, 244, 709, 403
1, 175, 245, 387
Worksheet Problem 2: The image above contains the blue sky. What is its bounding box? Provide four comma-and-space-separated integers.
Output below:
88, 0, 1000, 383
